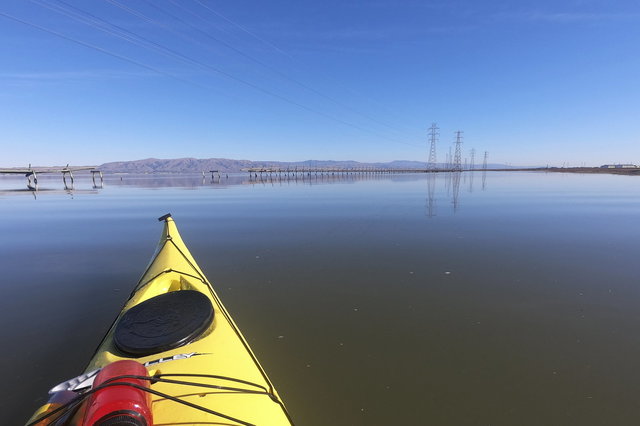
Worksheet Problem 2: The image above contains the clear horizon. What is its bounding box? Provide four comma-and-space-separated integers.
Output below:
1, 0, 639, 167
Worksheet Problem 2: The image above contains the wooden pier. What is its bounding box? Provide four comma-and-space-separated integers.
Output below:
0, 165, 101, 190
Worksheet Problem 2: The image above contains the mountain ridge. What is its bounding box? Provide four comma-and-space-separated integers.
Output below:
98, 157, 514, 173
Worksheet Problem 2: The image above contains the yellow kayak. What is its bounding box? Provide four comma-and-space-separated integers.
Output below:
28, 214, 294, 425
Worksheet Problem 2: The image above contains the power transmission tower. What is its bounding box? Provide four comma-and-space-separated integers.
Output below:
453, 131, 463, 171
482, 151, 488, 170
470, 148, 476, 170
427, 123, 439, 170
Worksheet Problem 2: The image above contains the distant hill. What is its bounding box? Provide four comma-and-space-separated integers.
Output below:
98, 157, 516, 173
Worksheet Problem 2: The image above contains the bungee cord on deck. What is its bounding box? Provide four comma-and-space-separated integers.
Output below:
26, 373, 279, 426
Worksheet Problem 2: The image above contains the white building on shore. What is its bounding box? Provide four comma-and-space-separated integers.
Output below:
600, 164, 637, 169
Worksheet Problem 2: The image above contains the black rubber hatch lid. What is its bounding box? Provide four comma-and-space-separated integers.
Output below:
114, 290, 214, 357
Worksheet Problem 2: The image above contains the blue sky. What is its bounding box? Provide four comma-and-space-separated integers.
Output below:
1, 0, 639, 167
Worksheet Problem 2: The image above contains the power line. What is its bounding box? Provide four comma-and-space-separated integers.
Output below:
19, 0, 418, 148
0, 10, 206, 90
34, 0, 230, 91
193, 1, 420, 138
150, 0, 418, 141
192, 0, 291, 58
102, 0, 420, 147
8, 1, 424, 150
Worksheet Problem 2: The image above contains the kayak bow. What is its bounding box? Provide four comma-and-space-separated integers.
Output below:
29, 214, 293, 425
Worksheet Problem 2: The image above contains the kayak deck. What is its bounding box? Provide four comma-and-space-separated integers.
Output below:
83, 215, 293, 425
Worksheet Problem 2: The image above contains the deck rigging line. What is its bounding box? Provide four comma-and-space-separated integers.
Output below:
26, 375, 272, 426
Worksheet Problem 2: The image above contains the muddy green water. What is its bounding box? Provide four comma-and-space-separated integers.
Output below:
2, 171, 640, 425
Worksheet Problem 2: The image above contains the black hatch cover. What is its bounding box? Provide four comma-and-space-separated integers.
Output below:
114, 290, 214, 357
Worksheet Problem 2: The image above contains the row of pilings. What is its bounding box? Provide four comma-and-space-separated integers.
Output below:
245, 167, 426, 179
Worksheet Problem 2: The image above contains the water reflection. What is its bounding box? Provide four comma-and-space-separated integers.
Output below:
246, 171, 395, 186
0, 172, 103, 194
92, 172, 104, 189
4, 172, 425, 191
1, 172, 487, 215
423, 171, 486, 216
482, 168, 487, 191
0, 187, 100, 199
451, 171, 461, 212
17, 171, 637, 426
425, 172, 437, 218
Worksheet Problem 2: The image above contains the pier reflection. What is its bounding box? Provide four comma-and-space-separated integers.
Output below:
0, 186, 100, 200
100, 173, 402, 188
1, 172, 488, 214
0, 171, 103, 195
246, 171, 398, 186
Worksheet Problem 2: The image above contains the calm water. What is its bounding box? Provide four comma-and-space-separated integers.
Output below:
2, 171, 640, 425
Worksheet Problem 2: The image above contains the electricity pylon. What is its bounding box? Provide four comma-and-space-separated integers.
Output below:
453, 131, 463, 171
427, 123, 439, 170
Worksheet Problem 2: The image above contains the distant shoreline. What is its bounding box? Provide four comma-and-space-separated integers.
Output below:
3, 165, 639, 177
495, 167, 640, 176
